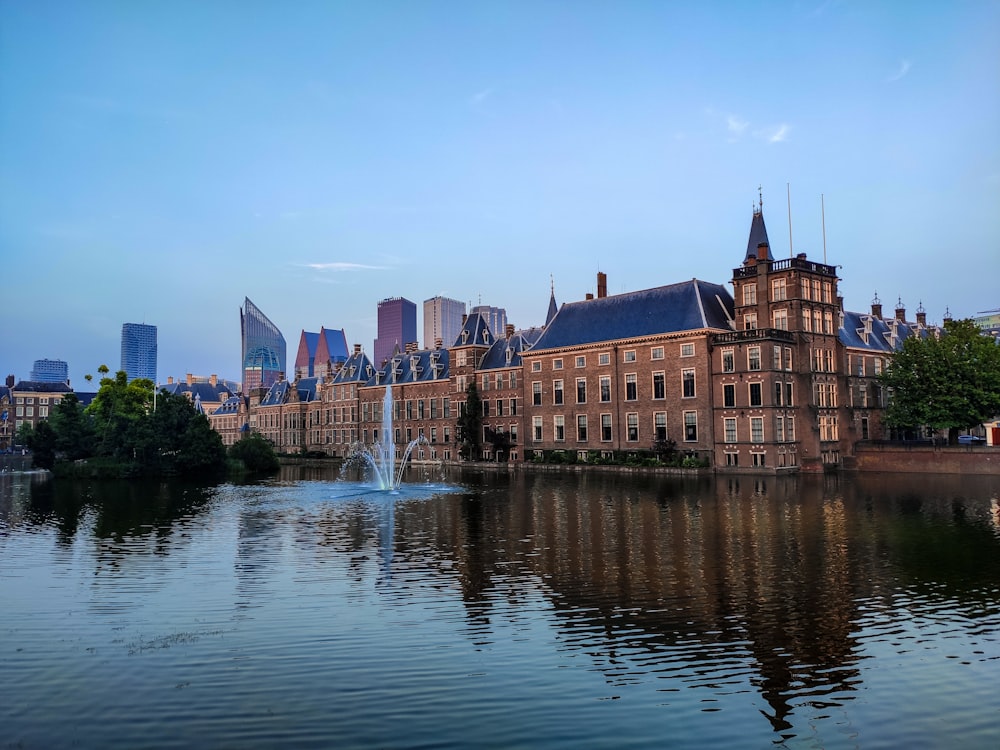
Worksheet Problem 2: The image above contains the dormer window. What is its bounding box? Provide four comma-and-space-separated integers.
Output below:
462, 330, 469, 344
505, 347, 513, 365
481, 329, 490, 344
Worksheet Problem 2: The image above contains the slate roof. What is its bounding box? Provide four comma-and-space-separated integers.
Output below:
479, 329, 543, 370
260, 380, 291, 407
212, 395, 248, 415
11, 380, 73, 393
545, 289, 558, 326
330, 350, 376, 385
369, 348, 450, 386
454, 312, 494, 348
745, 209, 771, 261
530, 279, 735, 351
839, 310, 936, 353
160, 381, 236, 404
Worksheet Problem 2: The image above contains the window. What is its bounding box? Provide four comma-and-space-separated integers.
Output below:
431, 426, 438, 443
748, 347, 761, 371
418, 400, 425, 419
744, 312, 758, 330
861, 417, 870, 440
510, 424, 518, 443
775, 416, 784, 442
772, 309, 788, 330
510, 398, 518, 415
680, 343, 695, 357
774, 382, 783, 406
725, 452, 739, 466
600, 376, 611, 402
623, 350, 636, 363
751, 417, 764, 442
784, 348, 792, 371
823, 311, 834, 334
682, 369, 695, 398
482, 374, 490, 392
496, 373, 504, 390
822, 282, 832, 303
812, 280, 821, 301
802, 309, 812, 332
684, 411, 698, 441
553, 379, 564, 405
554, 415, 565, 441
532, 361, 541, 372
654, 412, 667, 441
496, 399, 503, 416
625, 373, 637, 400
599, 353, 610, 366
802, 276, 811, 300
482, 400, 490, 417
533, 416, 543, 441
742, 284, 757, 305
575, 356, 586, 368
553, 358, 563, 370
773, 345, 782, 369
576, 378, 587, 404
874, 358, 883, 375
601, 414, 612, 441
786, 417, 795, 441
510, 372, 517, 389
752, 452, 766, 467
577, 414, 588, 441
532, 382, 542, 406
819, 415, 838, 441
724, 417, 737, 443
651, 346, 664, 360
652, 372, 665, 399
772, 278, 787, 301
722, 349, 735, 373
724, 383, 736, 408
626, 413, 639, 442
749, 382, 762, 406
785, 383, 793, 407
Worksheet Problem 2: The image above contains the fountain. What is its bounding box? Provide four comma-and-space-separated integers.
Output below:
355, 385, 429, 490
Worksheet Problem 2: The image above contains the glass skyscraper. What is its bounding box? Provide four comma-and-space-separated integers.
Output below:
30, 358, 69, 384
241, 297, 286, 391
120, 323, 157, 382
373, 297, 417, 367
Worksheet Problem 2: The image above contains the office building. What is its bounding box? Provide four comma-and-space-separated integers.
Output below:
30, 359, 69, 384
241, 297, 286, 391
120, 323, 157, 382
423, 296, 466, 349
471, 304, 507, 336
373, 297, 417, 367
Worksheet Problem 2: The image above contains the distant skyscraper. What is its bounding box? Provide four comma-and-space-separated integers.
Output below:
374, 297, 417, 366
241, 297, 286, 391
470, 305, 507, 336
30, 358, 69, 384
120, 323, 157, 382
423, 296, 466, 349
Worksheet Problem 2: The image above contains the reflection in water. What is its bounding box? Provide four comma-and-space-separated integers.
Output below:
1, 468, 997, 749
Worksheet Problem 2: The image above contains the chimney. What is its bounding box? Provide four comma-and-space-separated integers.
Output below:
210, 374, 217, 387
757, 242, 770, 260
916, 302, 927, 328
871, 293, 883, 320
943, 307, 953, 324
354, 343, 362, 354
435, 337, 443, 350
167, 376, 174, 385
837, 295, 844, 311
585, 293, 594, 300
505, 324, 514, 339
895, 297, 906, 322
461, 313, 468, 325
597, 272, 607, 299
186, 373, 193, 385
6, 374, 14, 388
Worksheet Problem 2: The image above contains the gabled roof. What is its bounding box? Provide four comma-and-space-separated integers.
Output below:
454, 312, 493, 348
296, 377, 319, 402
260, 380, 291, 406
479, 329, 542, 370
316, 327, 349, 365
838, 309, 935, 352
369, 348, 450, 386
530, 279, 735, 351
745, 208, 771, 261
212, 395, 248, 415
330, 350, 375, 385
160, 381, 235, 404
295, 331, 321, 375
546, 286, 559, 326
11, 380, 73, 393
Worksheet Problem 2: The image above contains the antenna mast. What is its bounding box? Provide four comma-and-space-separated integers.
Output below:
821, 194, 828, 264
786, 183, 794, 258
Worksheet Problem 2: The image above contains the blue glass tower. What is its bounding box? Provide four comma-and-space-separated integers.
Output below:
30, 359, 69, 383
120, 323, 157, 382
241, 297, 286, 391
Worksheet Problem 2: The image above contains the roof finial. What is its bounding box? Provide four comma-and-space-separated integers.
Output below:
550, 274, 554, 295
873, 290, 881, 305
758, 184, 763, 212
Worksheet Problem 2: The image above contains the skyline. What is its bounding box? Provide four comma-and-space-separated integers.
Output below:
2, 1, 998, 389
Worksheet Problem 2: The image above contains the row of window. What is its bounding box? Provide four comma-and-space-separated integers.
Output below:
13, 396, 59, 405
741, 278, 833, 305
722, 415, 797, 443
12, 406, 49, 418
722, 381, 794, 408
531, 411, 699, 443
528, 343, 698, 373
531, 369, 698, 405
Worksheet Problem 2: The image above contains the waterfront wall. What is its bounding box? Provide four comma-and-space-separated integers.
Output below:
851, 444, 1000, 476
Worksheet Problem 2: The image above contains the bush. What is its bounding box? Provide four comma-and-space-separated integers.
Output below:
229, 432, 280, 474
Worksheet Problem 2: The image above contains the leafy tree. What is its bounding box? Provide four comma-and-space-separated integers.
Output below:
15, 421, 34, 449
881, 318, 1000, 443
28, 420, 57, 469
86, 371, 154, 460
229, 432, 280, 473
456, 381, 483, 460
48, 392, 95, 461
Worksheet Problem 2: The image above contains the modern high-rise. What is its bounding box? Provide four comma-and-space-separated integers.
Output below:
120, 323, 157, 382
30, 358, 69, 384
423, 296, 466, 349
241, 297, 286, 391
471, 304, 507, 336
373, 297, 417, 367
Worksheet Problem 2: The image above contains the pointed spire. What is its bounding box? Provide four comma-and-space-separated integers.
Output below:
545, 276, 558, 326
744, 196, 771, 262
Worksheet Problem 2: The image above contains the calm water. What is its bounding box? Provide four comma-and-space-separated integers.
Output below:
1, 466, 998, 749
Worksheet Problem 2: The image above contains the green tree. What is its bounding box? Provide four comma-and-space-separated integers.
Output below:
86, 371, 154, 460
881, 318, 1000, 443
48, 392, 95, 461
456, 381, 483, 460
27, 420, 57, 469
229, 431, 280, 473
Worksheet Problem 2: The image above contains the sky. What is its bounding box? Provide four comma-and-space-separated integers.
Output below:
2, 1, 998, 389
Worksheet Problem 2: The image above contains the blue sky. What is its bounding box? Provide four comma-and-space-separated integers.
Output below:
2, 1, 998, 388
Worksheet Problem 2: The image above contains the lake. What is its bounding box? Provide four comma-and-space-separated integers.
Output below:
2, 465, 998, 749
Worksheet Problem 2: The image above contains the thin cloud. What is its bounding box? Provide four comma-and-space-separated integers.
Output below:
887, 59, 911, 83
303, 262, 387, 272
727, 115, 749, 137
767, 124, 790, 143
469, 88, 493, 105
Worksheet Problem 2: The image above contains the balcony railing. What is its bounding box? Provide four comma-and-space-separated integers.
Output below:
733, 256, 838, 278
712, 328, 795, 344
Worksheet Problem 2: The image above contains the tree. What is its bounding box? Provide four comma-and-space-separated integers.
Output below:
229, 432, 280, 473
456, 381, 483, 460
48, 392, 95, 461
86, 370, 154, 460
881, 318, 1000, 443
27, 420, 57, 469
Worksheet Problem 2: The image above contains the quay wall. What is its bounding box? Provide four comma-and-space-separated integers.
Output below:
851, 444, 999, 476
